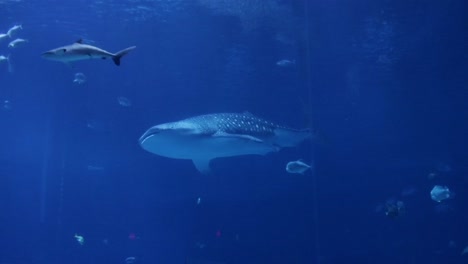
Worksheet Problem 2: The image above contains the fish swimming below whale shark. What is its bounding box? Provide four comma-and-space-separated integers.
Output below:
139, 112, 312, 174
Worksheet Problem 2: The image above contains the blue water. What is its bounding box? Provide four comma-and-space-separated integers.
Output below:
0, 0, 467, 263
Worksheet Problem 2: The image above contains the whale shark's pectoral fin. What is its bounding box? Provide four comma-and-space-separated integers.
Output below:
192, 158, 212, 174
212, 131, 263, 143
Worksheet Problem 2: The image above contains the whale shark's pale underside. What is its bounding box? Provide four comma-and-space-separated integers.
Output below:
139, 112, 312, 173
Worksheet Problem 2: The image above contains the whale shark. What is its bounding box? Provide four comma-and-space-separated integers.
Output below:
139, 112, 312, 173
41, 39, 136, 66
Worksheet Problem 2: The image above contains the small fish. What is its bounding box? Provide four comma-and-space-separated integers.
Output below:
430, 185, 453, 202
8, 38, 27, 48
42, 39, 136, 66
125, 257, 136, 264
6, 24, 22, 37
276, 59, 296, 67
73, 72, 86, 84
0, 33, 10, 42
286, 159, 311, 174
74, 233, 84, 245
0, 54, 9, 62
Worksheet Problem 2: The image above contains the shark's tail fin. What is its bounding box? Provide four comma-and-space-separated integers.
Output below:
112, 46, 136, 66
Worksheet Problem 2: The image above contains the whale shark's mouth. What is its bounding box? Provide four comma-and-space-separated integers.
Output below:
139, 127, 162, 144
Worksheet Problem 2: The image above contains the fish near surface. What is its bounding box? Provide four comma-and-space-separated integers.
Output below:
139, 112, 312, 174
41, 39, 136, 66
6, 24, 22, 37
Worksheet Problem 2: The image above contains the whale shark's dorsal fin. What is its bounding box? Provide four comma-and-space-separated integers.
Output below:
75, 39, 83, 44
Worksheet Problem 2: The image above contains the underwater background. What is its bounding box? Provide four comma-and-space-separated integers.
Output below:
0, 0, 467, 263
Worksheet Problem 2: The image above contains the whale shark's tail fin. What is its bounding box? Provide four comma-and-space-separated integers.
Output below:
112, 46, 136, 66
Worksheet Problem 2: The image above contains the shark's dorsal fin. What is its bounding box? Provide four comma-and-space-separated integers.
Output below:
75, 39, 83, 44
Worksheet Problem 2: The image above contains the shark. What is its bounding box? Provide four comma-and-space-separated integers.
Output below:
41, 39, 136, 66
139, 112, 312, 173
